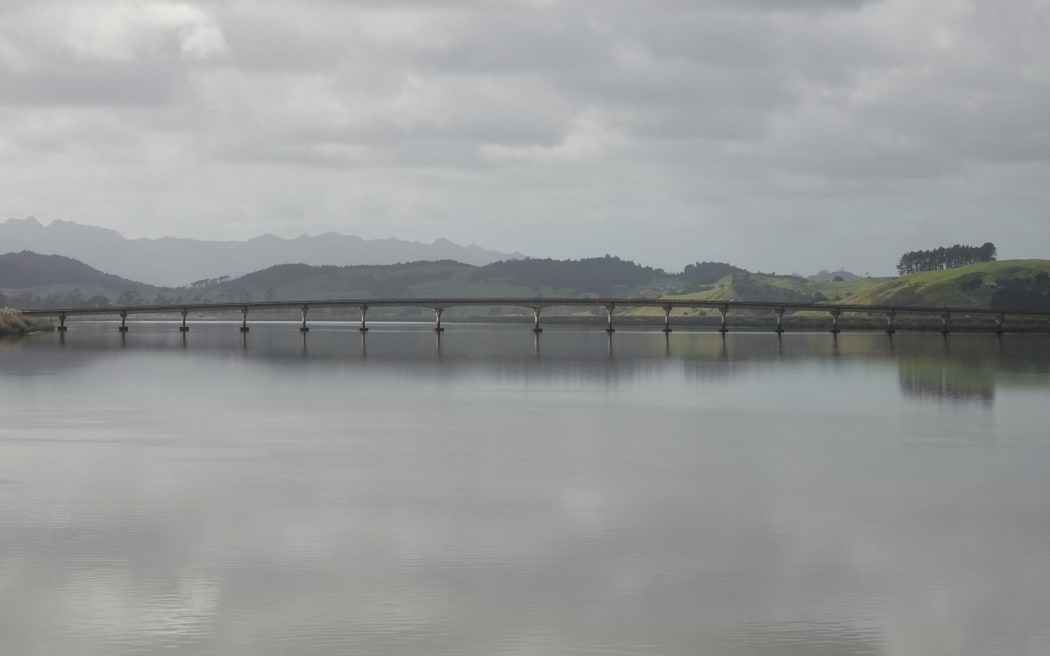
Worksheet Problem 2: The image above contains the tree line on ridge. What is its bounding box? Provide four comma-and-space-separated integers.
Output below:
897, 243, 997, 275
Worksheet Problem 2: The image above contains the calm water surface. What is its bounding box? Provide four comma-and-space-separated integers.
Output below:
1, 323, 1049, 655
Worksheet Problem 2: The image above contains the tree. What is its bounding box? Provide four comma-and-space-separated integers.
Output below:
896, 242, 997, 275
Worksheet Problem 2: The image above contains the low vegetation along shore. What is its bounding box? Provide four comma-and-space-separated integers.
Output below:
0, 308, 52, 334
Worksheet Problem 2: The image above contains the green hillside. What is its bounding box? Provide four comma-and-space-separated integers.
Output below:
662, 272, 886, 304
838, 260, 1050, 308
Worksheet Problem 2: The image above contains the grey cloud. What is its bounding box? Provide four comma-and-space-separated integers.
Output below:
0, 67, 177, 106
1, 0, 1048, 276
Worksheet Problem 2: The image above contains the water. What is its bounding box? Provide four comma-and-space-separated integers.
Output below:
1, 322, 1048, 655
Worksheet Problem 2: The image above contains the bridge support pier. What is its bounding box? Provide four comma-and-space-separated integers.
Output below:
886, 311, 896, 334
774, 307, 785, 334
940, 312, 951, 336
663, 305, 672, 333
532, 308, 543, 333
995, 313, 1005, 336
179, 309, 189, 332
718, 306, 729, 333
359, 305, 369, 332
830, 309, 841, 335
118, 310, 129, 332
434, 308, 445, 332
299, 306, 309, 332
605, 304, 615, 333
57, 313, 67, 332
240, 307, 249, 332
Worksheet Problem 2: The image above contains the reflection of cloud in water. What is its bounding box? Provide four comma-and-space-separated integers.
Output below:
2, 325, 1050, 654
61, 569, 220, 644
721, 621, 882, 655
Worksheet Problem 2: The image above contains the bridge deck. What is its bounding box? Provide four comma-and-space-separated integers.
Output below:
18, 298, 1050, 318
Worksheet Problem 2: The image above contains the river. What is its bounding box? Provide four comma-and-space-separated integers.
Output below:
1, 323, 1048, 655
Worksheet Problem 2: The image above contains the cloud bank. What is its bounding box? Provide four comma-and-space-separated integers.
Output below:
2, 0, 1048, 274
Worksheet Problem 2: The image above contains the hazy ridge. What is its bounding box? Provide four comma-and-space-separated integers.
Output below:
0, 217, 525, 287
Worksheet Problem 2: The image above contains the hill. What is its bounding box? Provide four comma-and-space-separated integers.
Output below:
177, 256, 674, 304
0, 251, 157, 309
3, 251, 1049, 314
0, 253, 678, 308
0, 216, 525, 286
837, 260, 1050, 310
664, 271, 887, 305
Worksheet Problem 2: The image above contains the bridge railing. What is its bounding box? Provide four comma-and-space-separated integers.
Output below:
19, 297, 1050, 335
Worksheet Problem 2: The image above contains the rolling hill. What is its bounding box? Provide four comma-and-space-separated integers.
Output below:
4, 250, 1048, 314
836, 260, 1050, 309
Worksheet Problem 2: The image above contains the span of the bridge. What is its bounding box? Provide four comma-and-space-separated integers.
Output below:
20, 298, 1050, 335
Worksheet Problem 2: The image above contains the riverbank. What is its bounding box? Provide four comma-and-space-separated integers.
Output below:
0, 308, 53, 334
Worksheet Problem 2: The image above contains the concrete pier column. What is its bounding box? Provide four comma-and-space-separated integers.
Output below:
300, 305, 310, 332
940, 312, 951, 335
995, 313, 1005, 336
830, 309, 841, 334
886, 310, 896, 334
57, 313, 68, 332
433, 308, 445, 333
774, 307, 785, 334
718, 306, 729, 334
179, 308, 189, 332
359, 305, 369, 332
532, 308, 543, 333
118, 310, 129, 332
240, 307, 250, 333
605, 304, 615, 333
663, 305, 673, 333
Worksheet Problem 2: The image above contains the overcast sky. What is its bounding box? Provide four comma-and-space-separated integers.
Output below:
2, 0, 1048, 275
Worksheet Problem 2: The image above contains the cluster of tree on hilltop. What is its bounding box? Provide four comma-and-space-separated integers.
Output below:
897, 243, 997, 274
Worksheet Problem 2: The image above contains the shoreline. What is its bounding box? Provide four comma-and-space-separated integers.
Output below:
0, 308, 54, 335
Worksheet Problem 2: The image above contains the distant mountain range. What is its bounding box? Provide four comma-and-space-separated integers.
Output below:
0, 217, 525, 286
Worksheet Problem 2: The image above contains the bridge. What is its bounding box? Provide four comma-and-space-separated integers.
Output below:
19, 298, 1050, 335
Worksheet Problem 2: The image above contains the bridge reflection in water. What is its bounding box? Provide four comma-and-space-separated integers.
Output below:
20, 297, 1050, 336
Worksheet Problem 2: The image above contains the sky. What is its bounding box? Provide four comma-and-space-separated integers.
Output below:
1, 0, 1048, 276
